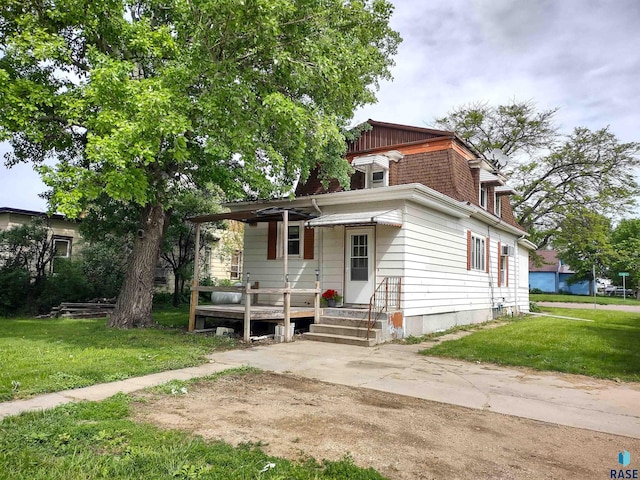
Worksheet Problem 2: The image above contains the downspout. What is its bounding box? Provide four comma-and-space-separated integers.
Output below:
515, 234, 526, 315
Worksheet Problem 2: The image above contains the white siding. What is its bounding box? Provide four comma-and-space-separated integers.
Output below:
400, 202, 525, 320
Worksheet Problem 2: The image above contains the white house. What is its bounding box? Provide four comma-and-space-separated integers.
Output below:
197, 120, 535, 343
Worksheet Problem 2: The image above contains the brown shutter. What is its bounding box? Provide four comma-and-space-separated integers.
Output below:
497, 242, 502, 287
485, 237, 490, 273
267, 221, 277, 260
467, 230, 472, 270
303, 227, 315, 259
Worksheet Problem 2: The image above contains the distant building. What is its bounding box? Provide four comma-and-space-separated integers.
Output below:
528, 250, 590, 295
0, 207, 82, 272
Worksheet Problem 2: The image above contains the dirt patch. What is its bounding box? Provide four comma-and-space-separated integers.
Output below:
131, 372, 639, 480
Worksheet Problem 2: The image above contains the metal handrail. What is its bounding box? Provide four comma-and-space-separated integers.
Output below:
367, 276, 401, 339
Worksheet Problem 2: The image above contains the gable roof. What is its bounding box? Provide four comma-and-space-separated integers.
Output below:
529, 250, 575, 273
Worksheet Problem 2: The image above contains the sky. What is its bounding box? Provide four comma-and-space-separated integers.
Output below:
1, 0, 639, 212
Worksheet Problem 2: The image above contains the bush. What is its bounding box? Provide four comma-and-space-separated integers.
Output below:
529, 288, 543, 294
36, 260, 95, 313
0, 267, 31, 316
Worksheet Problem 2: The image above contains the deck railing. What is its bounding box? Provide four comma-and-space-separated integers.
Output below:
367, 276, 402, 338
189, 279, 321, 342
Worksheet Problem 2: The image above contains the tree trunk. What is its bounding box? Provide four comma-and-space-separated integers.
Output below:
109, 203, 169, 328
172, 271, 182, 307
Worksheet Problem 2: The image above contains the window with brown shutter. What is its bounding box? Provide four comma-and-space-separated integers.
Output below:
467, 230, 472, 270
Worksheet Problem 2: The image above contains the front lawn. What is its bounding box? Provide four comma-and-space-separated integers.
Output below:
423, 307, 640, 382
0, 371, 383, 480
530, 293, 640, 305
0, 306, 236, 401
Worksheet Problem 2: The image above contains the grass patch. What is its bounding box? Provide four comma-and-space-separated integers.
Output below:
149, 366, 261, 396
0, 377, 384, 479
403, 320, 508, 345
0, 306, 237, 402
530, 293, 640, 305
423, 307, 640, 382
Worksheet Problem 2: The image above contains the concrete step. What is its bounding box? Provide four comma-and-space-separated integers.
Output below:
302, 332, 377, 347
323, 307, 387, 321
310, 323, 381, 341
318, 315, 382, 329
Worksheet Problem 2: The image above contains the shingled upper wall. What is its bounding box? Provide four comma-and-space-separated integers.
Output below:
295, 120, 525, 232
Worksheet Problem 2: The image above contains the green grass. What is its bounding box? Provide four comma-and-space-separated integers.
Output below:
0, 306, 237, 401
423, 307, 640, 382
530, 293, 640, 305
0, 372, 384, 480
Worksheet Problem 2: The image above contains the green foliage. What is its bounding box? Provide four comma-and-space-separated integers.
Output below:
1, 0, 400, 327
35, 259, 95, 313
0, 267, 31, 316
0, 310, 237, 401
609, 218, 640, 290
530, 293, 640, 305
434, 100, 640, 247
0, 391, 385, 479
553, 209, 614, 289
0, 0, 400, 214
424, 307, 640, 382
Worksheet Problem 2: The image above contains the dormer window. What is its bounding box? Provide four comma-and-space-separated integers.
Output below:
479, 186, 488, 209
371, 170, 387, 188
351, 150, 401, 190
494, 193, 502, 217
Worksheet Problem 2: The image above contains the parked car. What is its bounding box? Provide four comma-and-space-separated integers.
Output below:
607, 286, 635, 297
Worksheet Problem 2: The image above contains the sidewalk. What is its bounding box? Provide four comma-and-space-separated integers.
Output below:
2, 340, 640, 439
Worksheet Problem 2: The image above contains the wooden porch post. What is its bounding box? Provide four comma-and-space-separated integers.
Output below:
244, 278, 251, 343
314, 269, 320, 324
284, 281, 291, 342
188, 222, 201, 332
283, 209, 288, 285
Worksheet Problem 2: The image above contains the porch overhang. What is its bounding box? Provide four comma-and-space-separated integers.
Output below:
188, 207, 316, 224
305, 209, 403, 228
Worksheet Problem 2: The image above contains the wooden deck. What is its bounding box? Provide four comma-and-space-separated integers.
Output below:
195, 304, 316, 322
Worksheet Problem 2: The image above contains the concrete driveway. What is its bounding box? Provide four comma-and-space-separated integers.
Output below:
2, 338, 639, 439
209, 340, 640, 438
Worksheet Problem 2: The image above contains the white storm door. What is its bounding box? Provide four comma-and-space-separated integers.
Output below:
344, 228, 375, 304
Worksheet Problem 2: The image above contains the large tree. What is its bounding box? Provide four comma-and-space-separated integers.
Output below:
552, 209, 614, 295
434, 101, 640, 247
0, 0, 400, 327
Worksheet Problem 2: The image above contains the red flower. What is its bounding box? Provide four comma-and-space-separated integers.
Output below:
322, 289, 339, 300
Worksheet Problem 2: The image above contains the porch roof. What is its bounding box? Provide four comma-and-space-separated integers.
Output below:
188, 207, 316, 224
305, 209, 403, 228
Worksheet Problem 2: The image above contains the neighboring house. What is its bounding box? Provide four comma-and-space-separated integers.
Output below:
155, 222, 244, 289
528, 250, 590, 295
206, 120, 535, 338
0, 207, 82, 271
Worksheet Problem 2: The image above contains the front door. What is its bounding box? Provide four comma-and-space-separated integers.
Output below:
344, 228, 375, 304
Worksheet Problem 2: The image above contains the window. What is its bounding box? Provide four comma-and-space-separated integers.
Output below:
469, 233, 486, 271
267, 222, 314, 260
203, 247, 212, 277
499, 255, 508, 286
53, 237, 71, 258
371, 170, 386, 188
494, 194, 502, 217
51, 236, 72, 274
230, 250, 242, 280
350, 234, 369, 281
479, 186, 488, 209
287, 225, 300, 255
